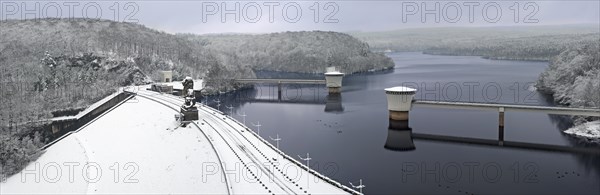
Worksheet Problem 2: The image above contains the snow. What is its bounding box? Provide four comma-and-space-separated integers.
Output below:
2, 87, 357, 194
564, 121, 600, 139
385, 86, 417, 92
324, 71, 344, 76
195, 98, 357, 194
49, 90, 123, 122
165, 79, 203, 91
1, 91, 228, 194
139, 90, 357, 194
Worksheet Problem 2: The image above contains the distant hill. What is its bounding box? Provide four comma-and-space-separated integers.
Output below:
350, 25, 600, 61
1, 18, 233, 177
0, 18, 246, 122
181, 31, 394, 74
0, 19, 390, 110
0, 18, 234, 82
0, 18, 392, 178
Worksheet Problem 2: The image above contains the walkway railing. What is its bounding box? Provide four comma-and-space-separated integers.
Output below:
413, 100, 600, 116
234, 78, 326, 84
411, 100, 600, 147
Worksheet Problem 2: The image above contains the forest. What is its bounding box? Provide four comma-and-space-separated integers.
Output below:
3, 19, 596, 179
536, 42, 600, 124
422, 33, 598, 61
180, 31, 394, 74
0, 18, 392, 178
351, 25, 599, 61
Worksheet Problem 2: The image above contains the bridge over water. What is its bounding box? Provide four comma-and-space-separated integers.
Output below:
383, 86, 600, 154
233, 79, 328, 100
234, 79, 327, 85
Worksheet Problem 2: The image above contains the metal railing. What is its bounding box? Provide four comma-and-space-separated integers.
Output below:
413, 100, 600, 117
234, 79, 326, 84
410, 100, 600, 148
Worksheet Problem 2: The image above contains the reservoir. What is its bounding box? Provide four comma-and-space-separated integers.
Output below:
210, 52, 600, 194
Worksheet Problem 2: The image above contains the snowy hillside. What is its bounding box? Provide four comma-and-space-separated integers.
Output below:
181, 31, 395, 74
0, 18, 394, 179
536, 41, 600, 140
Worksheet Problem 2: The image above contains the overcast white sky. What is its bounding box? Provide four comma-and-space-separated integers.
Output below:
1, 1, 599, 34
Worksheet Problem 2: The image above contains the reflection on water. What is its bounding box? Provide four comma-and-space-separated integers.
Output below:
205, 84, 342, 112
324, 93, 344, 113
385, 120, 415, 151
537, 87, 600, 179
208, 52, 600, 194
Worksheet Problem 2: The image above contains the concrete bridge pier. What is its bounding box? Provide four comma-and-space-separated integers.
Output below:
385, 86, 417, 120
385, 119, 416, 151
387, 91, 600, 153
277, 81, 282, 101
324, 93, 344, 112
499, 107, 505, 146
324, 68, 344, 94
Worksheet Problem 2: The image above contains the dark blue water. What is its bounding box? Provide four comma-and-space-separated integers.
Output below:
209, 52, 600, 194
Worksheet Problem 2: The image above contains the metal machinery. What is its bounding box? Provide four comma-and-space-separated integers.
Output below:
177, 77, 199, 125
180, 90, 199, 122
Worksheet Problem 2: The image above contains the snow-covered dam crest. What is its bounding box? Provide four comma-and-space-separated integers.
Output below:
0, 86, 359, 195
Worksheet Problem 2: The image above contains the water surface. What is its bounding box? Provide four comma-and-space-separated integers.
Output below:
209, 52, 599, 194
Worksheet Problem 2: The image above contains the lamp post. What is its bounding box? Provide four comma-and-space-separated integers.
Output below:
270, 134, 282, 161
225, 105, 234, 116
251, 121, 262, 136
213, 99, 221, 111
251, 121, 262, 145
349, 179, 365, 194
237, 112, 247, 126
269, 134, 281, 150
298, 153, 312, 189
